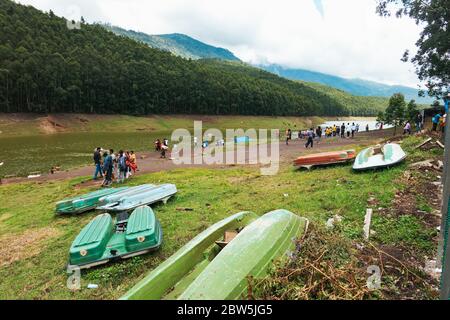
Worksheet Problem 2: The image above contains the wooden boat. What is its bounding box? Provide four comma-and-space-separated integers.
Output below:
55, 187, 127, 214
96, 184, 177, 212
120, 209, 308, 300
68, 205, 162, 269
353, 143, 406, 170
293, 150, 356, 168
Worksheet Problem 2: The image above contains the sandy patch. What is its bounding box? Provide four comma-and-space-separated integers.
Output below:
0, 227, 61, 267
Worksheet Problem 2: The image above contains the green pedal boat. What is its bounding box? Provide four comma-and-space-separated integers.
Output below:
56, 187, 128, 214
68, 205, 162, 269
121, 209, 309, 300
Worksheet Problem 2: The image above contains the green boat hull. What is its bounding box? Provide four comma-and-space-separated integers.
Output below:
68, 205, 162, 269
121, 209, 308, 300
56, 187, 127, 214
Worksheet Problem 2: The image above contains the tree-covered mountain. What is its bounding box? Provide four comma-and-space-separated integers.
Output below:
258, 64, 434, 104
103, 25, 240, 61
0, 0, 386, 116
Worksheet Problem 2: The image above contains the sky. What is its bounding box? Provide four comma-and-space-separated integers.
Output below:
17, 0, 424, 87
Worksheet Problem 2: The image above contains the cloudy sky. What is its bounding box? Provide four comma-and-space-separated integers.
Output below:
18, 0, 423, 87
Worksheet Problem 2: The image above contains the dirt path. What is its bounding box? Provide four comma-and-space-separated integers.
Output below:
1, 129, 393, 186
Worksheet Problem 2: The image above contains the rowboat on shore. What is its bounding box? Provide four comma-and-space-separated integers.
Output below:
96, 183, 177, 212
353, 143, 406, 171
293, 150, 356, 168
120, 209, 308, 300
68, 205, 162, 269
55, 187, 127, 214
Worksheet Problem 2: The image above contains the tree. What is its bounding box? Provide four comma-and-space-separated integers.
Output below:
384, 93, 406, 135
376, 0, 450, 99
406, 99, 418, 122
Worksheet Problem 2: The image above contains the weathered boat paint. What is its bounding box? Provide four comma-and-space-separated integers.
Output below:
55, 187, 127, 214
121, 210, 308, 300
68, 205, 162, 269
294, 150, 356, 168
353, 143, 406, 170
96, 184, 177, 212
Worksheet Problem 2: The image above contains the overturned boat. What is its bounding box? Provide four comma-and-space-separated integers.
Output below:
68, 205, 162, 269
121, 209, 308, 300
96, 183, 177, 212
353, 143, 406, 171
294, 150, 356, 168
55, 187, 127, 214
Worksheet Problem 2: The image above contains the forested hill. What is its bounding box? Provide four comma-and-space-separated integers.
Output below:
0, 0, 384, 116
103, 25, 240, 61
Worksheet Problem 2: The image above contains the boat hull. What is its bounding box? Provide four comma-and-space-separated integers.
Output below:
120, 210, 308, 300
96, 184, 177, 212
68, 205, 162, 269
353, 143, 406, 170
294, 150, 355, 167
55, 187, 127, 214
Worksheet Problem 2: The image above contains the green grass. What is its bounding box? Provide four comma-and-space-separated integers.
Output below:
0, 135, 440, 299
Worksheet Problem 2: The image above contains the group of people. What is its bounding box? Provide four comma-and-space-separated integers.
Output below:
93, 147, 138, 187
154, 138, 169, 158
285, 122, 365, 149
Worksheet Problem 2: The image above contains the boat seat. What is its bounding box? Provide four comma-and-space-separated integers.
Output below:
215, 230, 238, 249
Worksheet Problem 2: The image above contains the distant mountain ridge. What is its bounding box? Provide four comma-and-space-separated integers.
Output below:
103, 25, 240, 61
257, 64, 434, 104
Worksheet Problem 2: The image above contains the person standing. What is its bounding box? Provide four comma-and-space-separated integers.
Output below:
346, 123, 351, 138
341, 123, 346, 138
102, 149, 114, 187
286, 128, 292, 145
351, 123, 356, 138
316, 126, 322, 142
432, 113, 442, 131
356, 123, 360, 133
366, 124, 370, 132
129, 151, 138, 174
415, 113, 423, 132
305, 128, 314, 148
93, 147, 102, 180
118, 150, 127, 183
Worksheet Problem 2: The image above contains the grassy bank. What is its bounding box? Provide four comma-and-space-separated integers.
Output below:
0, 135, 441, 299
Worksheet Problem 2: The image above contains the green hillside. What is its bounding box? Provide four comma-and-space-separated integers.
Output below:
103, 25, 240, 61
0, 0, 385, 116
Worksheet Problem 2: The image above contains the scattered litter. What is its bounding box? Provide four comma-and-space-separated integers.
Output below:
27, 174, 41, 179
283, 193, 289, 198
0, 162, 3, 166
87, 283, 98, 289
176, 207, 194, 211
436, 141, 445, 149
409, 159, 434, 169
424, 260, 442, 280
325, 214, 343, 229
415, 137, 432, 149
363, 208, 373, 240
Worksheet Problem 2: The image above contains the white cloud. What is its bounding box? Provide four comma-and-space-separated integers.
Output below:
17, 0, 423, 87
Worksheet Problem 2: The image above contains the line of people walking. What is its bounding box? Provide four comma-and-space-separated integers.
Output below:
93, 147, 138, 187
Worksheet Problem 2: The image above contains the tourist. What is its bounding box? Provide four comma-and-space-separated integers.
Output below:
111, 151, 118, 182
315, 126, 322, 142
118, 150, 127, 183
161, 144, 168, 158
332, 125, 337, 137
351, 123, 356, 138
93, 147, 102, 180
102, 149, 114, 187
155, 139, 161, 151
403, 121, 411, 135
416, 113, 423, 132
346, 123, 351, 138
356, 123, 360, 133
336, 125, 341, 136
439, 114, 446, 133
286, 128, 292, 145
163, 138, 169, 148
340, 123, 346, 138
305, 128, 314, 148
366, 124, 370, 132
432, 113, 442, 131
129, 151, 138, 174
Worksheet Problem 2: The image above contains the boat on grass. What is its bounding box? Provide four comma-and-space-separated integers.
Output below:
68, 205, 162, 269
353, 143, 406, 170
55, 187, 127, 214
293, 150, 356, 169
96, 183, 177, 212
121, 209, 308, 300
